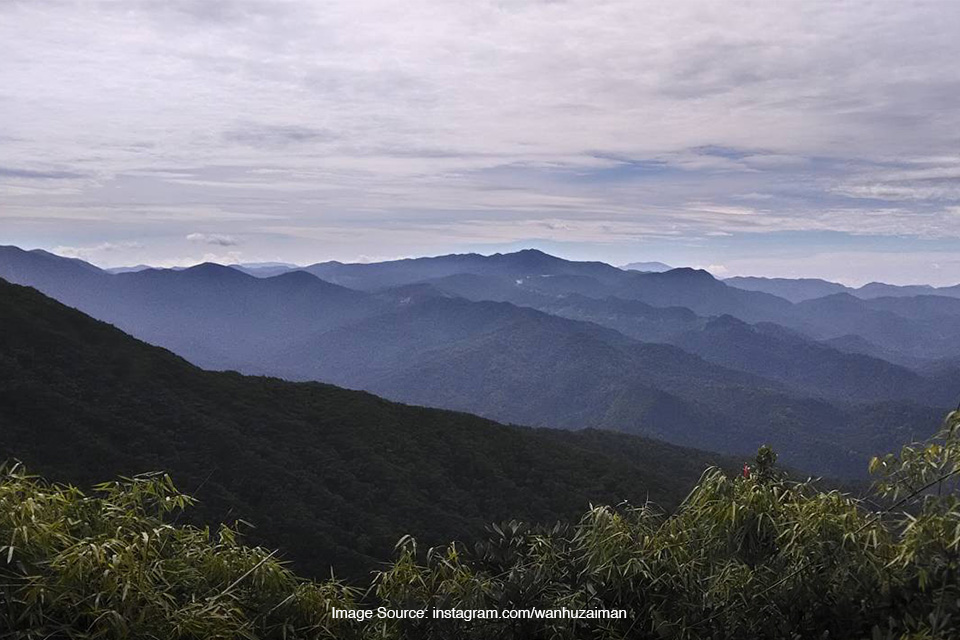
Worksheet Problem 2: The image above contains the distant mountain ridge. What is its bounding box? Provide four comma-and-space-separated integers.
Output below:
726, 275, 960, 303
98, 250, 960, 302
0, 245, 952, 476
0, 246, 378, 371
622, 261, 673, 272
301, 249, 624, 291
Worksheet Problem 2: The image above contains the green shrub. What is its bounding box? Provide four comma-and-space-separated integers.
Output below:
0, 464, 359, 639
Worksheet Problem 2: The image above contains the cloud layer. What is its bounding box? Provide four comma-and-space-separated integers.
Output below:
2, 0, 960, 283
187, 233, 239, 247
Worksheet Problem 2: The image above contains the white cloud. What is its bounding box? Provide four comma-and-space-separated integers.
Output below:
186, 233, 239, 246
52, 241, 143, 260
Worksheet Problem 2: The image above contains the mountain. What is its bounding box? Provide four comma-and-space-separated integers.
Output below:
0, 278, 733, 578
0, 245, 793, 332
822, 333, 916, 365
228, 262, 300, 278
303, 249, 624, 291
265, 291, 945, 476
788, 293, 960, 362
107, 262, 301, 277
334, 252, 960, 362
607, 268, 793, 322
105, 264, 156, 274
393, 273, 702, 343
666, 315, 953, 405
622, 261, 673, 272
724, 276, 850, 303
727, 274, 960, 302
0, 245, 105, 284
301, 250, 794, 322
859, 294, 960, 319
711, 281, 960, 363
530, 293, 701, 343
410, 274, 956, 407
0, 246, 381, 371
855, 282, 940, 298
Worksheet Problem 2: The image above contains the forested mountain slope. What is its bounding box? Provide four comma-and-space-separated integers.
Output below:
409, 274, 955, 405
0, 278, 729, 577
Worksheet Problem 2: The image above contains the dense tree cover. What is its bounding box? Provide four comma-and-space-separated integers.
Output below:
4, 413, 960, 639
0, 278, 728, 578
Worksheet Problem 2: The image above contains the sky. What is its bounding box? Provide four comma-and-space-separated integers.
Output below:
3, 0, 960, 285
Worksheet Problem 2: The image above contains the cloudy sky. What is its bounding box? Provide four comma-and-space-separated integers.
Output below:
3, 0, 960, 284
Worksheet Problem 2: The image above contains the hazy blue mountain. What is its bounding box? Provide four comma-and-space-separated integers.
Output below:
266, 294, 944, 476
858, 294, 960, 319
228, 262, 301, 278
820, 334, 957, 375
822, 333, 909, 363
0, 277, 734, 577
302, 250, 793, 322
856, 282, 942, 298
0, 246, 381, 370
8, 243, 957, 371
96, 248, 797, 326
0, 245, 105, 285
622, 261, 673, 272
724, 276, 850, 303
666, 315, 953, 405
607, 268, 793, 322
271, 294, 767, 394
532, 294, 701, 343
396, 273, 701, 342
303, 249, 624, 290
105, 264, 156, 274
107, 262, 301, 277
727, 274, 960, 302
788, 293, 960, 361
413, 273, 956, 405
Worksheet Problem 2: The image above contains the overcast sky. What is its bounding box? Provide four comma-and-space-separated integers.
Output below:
3, 0, 960, 284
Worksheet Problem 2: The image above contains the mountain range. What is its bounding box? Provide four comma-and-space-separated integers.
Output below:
726, 275, 960, 303
1, 245, 955, 477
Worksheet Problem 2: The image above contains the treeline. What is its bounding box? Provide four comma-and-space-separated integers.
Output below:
4, 414, 960, 639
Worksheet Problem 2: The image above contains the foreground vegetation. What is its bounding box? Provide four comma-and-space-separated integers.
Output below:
4, 413, 960, 639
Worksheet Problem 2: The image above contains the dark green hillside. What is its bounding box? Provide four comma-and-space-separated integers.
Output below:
0, 278, 726, 578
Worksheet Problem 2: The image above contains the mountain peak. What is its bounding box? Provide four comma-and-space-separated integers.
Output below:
622, 261, 673, 273
495, 248, 559, 264
23, 248, 103, 273
658, 267, 716, 281
267, 269, 360, 295
179, 262, 251, 280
